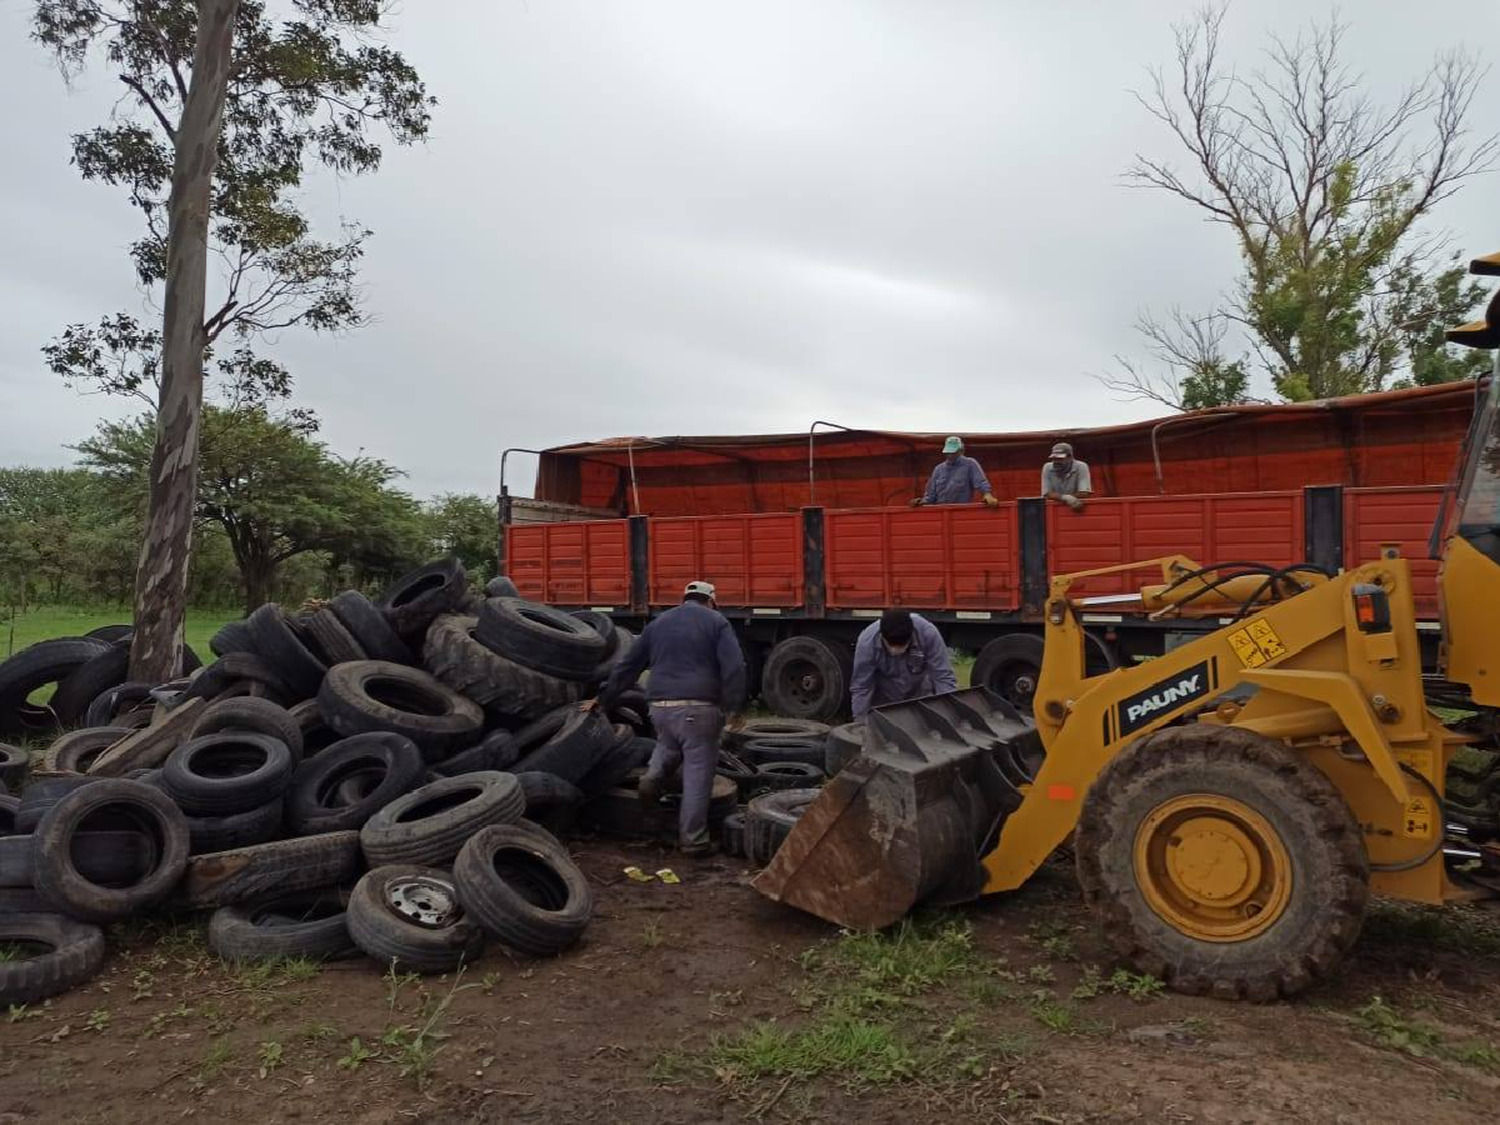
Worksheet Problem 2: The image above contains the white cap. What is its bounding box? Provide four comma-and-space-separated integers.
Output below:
684, 580, 716, 599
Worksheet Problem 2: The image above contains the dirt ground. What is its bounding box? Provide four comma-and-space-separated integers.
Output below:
1, 837, 1498, 1125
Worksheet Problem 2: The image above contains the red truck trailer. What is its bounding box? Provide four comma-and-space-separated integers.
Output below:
499, 382, 1478, 721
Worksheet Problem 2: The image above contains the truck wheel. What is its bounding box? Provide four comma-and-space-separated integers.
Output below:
1075, 725, 1368, 1001
971, 634, 1044, 714
761, 638, 853, 723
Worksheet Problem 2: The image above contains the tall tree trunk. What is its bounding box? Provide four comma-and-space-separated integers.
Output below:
242, 556, 274, 614
129, 0, 241, 683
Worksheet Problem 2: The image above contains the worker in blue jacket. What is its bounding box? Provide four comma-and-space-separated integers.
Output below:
850, 608, 958, 717
911, 436, 1000, 507
592, 580, 746, 855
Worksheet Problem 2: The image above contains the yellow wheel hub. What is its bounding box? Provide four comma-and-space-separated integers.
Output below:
1133, 794, 1292, 942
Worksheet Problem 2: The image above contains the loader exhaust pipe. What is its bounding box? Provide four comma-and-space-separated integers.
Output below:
752, 687, 1043, 930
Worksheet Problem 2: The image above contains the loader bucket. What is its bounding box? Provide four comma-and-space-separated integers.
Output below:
752, 687, 1042, 930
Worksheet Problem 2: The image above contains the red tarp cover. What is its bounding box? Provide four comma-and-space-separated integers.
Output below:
531, 382, 1478, 518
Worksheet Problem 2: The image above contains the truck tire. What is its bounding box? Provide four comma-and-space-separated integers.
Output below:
209, 888, 356, 963
745, 788, 822, 865
474, 598, 606, 682
0, 745, 30, 791
824, 720, 865, 777
972, 633, 1113, 713
210, 620, 257, 658
424, 615, 587, 718
510, 709, 615, 785
378, 558, 469, 643
1075, 725, 1368, 1001
0, 914, 107, 1005
319, 661, 484, 761
724, 717, 831, 751
162, 733, 295, 816
360, 771, 526, 867
177, 832, 362, 909
285, 732, 425, 835
32, 780, 190, 922
347, 864, 484, 973
746, 761, 825, 796
186, 797, 285, 854
42, 727, 131, 774
740, 738, 826, 769
0, 637, 112, 738
191, 697, 305, 766
303, 608, 367, 667
453, 823, 591, 956
329, 591, 414, 666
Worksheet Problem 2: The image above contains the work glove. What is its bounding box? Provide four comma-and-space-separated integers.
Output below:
909, 497, 925, 507
982, 493, 1000, 508
1063, 494, 1084, 512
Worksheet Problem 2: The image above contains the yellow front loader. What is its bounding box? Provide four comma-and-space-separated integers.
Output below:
755, 251, 1500, 999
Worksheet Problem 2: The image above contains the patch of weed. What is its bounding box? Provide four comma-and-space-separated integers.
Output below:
641, 919, 664, 948
1108, 969, 1165, 1001
1027, 991, 1111, 1037
188, 1038, 236, 1092
337, 1037, 377, 1072
257, 1040, 284, 1078
1352, 996, 1498, 1070
84, 1007, 111, 1033
378, 968, 474, 1089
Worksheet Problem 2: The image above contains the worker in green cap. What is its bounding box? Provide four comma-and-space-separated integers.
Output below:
911, 436, 999, 507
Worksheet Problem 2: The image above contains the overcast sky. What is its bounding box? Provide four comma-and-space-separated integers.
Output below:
1, 0, 1495, 498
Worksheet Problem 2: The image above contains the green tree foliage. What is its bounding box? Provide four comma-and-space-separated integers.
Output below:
76, 406, 427, 611
33, 0, 432, 404
424, 494, 498, 581
1127, 6, 1495, 402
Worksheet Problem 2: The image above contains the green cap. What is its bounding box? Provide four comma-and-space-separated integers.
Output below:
942, 436, 963, 454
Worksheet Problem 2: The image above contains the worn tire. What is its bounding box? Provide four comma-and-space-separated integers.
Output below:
0, 831, 158, 889
319, 661, 484, 761
424, 615, 586, 718
1074, 725, 1369, 1001
285, 732, 426, 836
289, 699, 342, 758
347, 864, 484, 974
760, 637, 852, 724
42, 727, 131, 774
0, 794, 17, 836
453, 823, 591, 956
16, 776, 98, 835
183, 654, 293, 708
85, 625, 132, 644
304, 608, 367, 666
187, 798, 286, 854
83, 682, 154, 728
724, 718, 831, 751
510, 709, 615, 785
431, 728, 521, 778
515, 771, 585, 836
569, 610, 618, 657
328, 591, 414, 665
378, 558, 469, 643
0, 637, 112, 738
248, 604, 328, 698
360, 771, 525, 867
745, 788, 821, 865
475, 598, 606, 681
209, 888, 356, 963
721, 810, 747, 857
484, 576, 520, 599
190, 696, 304, 766
0, 745, 31, 790
746, 761, 825, 796
740, 738, 827, 769
824, 720, 866, 777
585, 772, 737, 840
578, 735, 656, 796
162, 733, 295, 816
177, 831, 362, 909
32, 779, 190, 922
210, 620, 257, 658
49, 643, 134, 727
0, 914, 107, 1005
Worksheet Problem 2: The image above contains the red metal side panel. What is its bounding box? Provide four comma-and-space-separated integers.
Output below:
1047, 493, 1303, 597
825, 505, 1019, 610
649, 514, 803, 607
1344, 487, 1443, 617
504, 520, 630, 606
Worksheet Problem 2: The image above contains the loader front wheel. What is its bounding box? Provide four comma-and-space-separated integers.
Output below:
1075, 725, 1368, 1001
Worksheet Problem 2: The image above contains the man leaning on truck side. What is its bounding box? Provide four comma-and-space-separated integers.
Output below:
590, 580, 746, 856
911, 436, 1001, 508
1042, 442, 1092, 511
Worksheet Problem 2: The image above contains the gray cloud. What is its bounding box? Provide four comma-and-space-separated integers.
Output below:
1, 0, 1495, 497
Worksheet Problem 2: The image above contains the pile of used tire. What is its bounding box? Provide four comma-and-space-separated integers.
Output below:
0, 560, 655, 1006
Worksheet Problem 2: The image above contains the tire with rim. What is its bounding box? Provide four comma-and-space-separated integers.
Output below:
284, 732, 425, 835
360, 771, 525, 867
378, 558, 469, 643
824, 720, 866, 777
248, 604, 328, 698
303, 608, 367, 666
162, 733, 295, 816
209, 888, 356, 962
972, 632, 1115, 715
329, 591, 414, 665
42, 727, 131, 774
475, 598, 606, 681
32, 779, 190, 922
190, 697, 305, 766
347, 864, 484, 974
453, 823, 592, 956
761, 637, 853, 724
0, 914, 107, 1005
745, 788, 821, 865
0, 637, 112, 739
424, 615, 587, 718
319, 661, 484, 761
177, 831, 362, 909
1074, 724, 1368, 1001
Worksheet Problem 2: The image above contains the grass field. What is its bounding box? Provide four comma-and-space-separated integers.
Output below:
0, 606, 240, 662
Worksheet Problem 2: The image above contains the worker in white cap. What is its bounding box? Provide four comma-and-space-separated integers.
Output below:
591, 579, 745, 855
1042, 442, 1092, 510
910, 436, 999, 508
